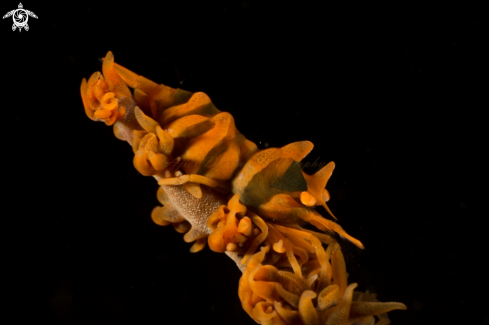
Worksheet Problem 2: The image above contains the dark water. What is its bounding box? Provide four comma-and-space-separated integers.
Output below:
3, 2, 486, 324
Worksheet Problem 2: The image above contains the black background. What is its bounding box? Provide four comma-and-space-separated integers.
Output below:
2, 1, 487, 324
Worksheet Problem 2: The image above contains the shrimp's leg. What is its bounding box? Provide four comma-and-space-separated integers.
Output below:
158, 174, 224, 188
158, 174, 227, 199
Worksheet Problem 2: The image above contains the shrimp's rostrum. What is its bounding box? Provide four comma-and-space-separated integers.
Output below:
80, 51, 406, 324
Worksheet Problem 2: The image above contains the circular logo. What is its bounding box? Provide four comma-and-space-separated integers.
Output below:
13, 9, 28, 28
3, 3, 38, 32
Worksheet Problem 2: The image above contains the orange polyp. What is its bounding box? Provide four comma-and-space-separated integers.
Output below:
273, 239, 286, 253
160, 92, 217, 126
208, 202, 249, 253
80, 78, 94, 120
147, 151, 169, 171
92, 78, 108, 101
150, 207, 171, 226
331, 248, 348, 298
101, 92, 118, 110
208, 222, 227, 252
274, 301, 301, 324
267, 224, 302, 278
165, 114, 213, 138
237, 217, 252, 236
241, 215, 269, 265
305, 273, 318, 289
207, 205, 226, 231
349, 301, 407, 321
298, 290, 319, 325
112, 61, 159, 94
94, 109, 111, 119
155, 126, 174, 156
173, 221, 191, 234
228, 193, 247, 214
181, 113, 234, 173
317, 285, 339, 311
133, 150, 155, 176
105, 109, 119, 126
118, 106, 126, 120
226, 243, 238, 252
251, 302, 276, 322
133, 88, 151, 115
131, 130, 146, 154
80, 56, 129, 127
204, 140, 242, 181
295, 227, 335, 246
190, 238, 207, 253
101, 51, 132, 101
223, 210, 239, 242
321, 283, 357, 325
134, 106, 159, 133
